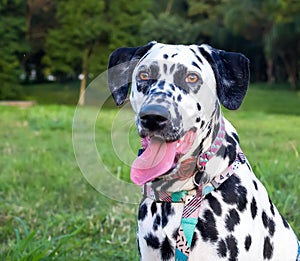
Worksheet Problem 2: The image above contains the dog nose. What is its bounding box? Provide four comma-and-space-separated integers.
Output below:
139, 105, 170, 131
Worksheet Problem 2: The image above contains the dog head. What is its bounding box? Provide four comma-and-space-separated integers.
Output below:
108, 42, 249, 185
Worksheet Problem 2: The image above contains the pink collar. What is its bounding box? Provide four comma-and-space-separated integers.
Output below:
143, 148, 246, 201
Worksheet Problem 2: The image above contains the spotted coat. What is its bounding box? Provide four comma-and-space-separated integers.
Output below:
108, 42, 299, 261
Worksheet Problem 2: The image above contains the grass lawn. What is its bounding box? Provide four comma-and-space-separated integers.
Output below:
0, 83, 300, 260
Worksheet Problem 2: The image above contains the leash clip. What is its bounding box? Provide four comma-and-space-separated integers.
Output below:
193, 171, 209, 187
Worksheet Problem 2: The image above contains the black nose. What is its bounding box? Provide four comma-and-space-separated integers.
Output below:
139, 105, 170, 131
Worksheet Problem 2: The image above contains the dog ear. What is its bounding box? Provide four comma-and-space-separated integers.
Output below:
108, 41, 156, 106
199, 44, 250, 110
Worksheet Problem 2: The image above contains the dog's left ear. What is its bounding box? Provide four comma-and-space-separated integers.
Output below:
108, 41, 156, 106
199, 44, 250, 110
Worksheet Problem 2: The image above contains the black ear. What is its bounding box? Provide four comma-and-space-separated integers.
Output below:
108, 42, 156, 106
199, 44, 250, 110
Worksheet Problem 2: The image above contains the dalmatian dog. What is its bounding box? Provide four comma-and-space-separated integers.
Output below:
108, 41, 299, 261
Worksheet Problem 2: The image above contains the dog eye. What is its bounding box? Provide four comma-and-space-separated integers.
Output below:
185, 73, 199, 83
139, 71, 150, 81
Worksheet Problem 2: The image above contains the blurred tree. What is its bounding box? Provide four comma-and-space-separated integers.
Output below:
106, 0, 152, 49
222, 0, 300, 89
139, 0, 197, 44
140, 13, 198, 44
45, 0, 152, 105
24, 0, 55, 82
187, 0, 235, 47
0, 0, 28, 99
269, 0, 300, 90
45, 0, 106, 105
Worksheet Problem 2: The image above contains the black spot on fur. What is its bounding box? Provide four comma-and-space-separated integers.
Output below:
200, 120, 205, 129
250, 197, 258, 219
225, 209, 240, 232
211, 121, 220, 142
269, 197, 275, 216
232, 132, 240, 143
268, 219, 275, 237
158, 80, 165, 90
244, 235, 252, 251
137, 236, 141, 256
136, 78, 156, 94
262, 211, 276, 237
173, 64, 189, 93
153, 215, 161, 231
138, 204, 147, 221
195, 54, 203, 65
172, 228, 178, 240
196, 117, 200, 123
197, 209, 219, 242
166, 91, 172, 98
190, 232, 198, 250
163, 54, 168, 59
192, 61, 201, 70
171, 53, 178, 58
220, 175, 248, 212
207, 194, 222, 216
253, 180, 258, 190
197, 102, 201, 111
160, 236, 174, 260
189, 48, 203, 65
170, 64, 175, 74
281, 215, 290, 229
163, 63, 168, 74
217, 239, 227, 258
161, 202, 174, 228
236, 185, 248, 212
246, 162, 252, 171
151, 202, 157, 216
262, 211, 268, 228
225, 134, 237, 165
226, 235, 239, 261
144, 233, 160, 249
177, 94, 182, 102
263, 236, 273, 259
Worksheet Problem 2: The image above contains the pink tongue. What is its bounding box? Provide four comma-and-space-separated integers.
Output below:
130, 137, 177, 185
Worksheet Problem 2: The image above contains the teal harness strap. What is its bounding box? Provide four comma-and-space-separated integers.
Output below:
174, 151, 245, 261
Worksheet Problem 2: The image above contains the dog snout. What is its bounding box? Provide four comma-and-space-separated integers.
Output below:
139, 105, 170, 132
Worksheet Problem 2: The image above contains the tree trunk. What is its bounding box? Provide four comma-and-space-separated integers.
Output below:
288, 58, 298, 91
266, 57, 275, 85
165, 0, 174, 15
279, 51, 298, 91
78, 47, 91, 106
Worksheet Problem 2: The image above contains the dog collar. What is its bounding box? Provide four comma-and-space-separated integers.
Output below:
142, 149, 245, 202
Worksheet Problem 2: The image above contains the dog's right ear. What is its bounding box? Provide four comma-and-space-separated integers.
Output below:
108, 41, 156, 106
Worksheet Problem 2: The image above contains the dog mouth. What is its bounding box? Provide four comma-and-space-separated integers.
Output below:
130, 129, 197, 185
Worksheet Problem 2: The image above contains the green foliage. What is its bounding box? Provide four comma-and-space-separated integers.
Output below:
140, 13, 198, 44
45, 0, 106, 75
0, 0, 28, 99
107, 0, 153, 49
1, 0, 300, 98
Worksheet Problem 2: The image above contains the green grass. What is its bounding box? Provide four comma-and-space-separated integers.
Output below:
0, 83, 300, 260
22, 82, 80, 105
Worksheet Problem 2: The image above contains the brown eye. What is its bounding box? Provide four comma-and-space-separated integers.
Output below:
185, 73, 199, 83
139, 71, 150, 81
